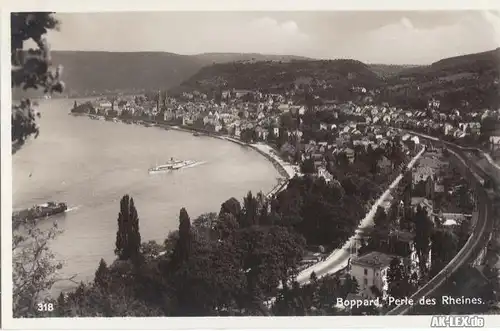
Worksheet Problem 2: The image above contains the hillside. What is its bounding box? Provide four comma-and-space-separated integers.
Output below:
12, 51, 309, 99
171, 59, 385, 100
380, 48, 500, 111
13, 48, 500, 111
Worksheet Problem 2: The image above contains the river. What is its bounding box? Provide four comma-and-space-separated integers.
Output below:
12, 98, 280, 293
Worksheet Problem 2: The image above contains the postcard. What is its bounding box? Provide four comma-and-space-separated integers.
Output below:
3, 0, 500, 329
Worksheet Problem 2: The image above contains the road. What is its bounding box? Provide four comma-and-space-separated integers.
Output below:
295, 147, 427, 284
386, 134, 496, 315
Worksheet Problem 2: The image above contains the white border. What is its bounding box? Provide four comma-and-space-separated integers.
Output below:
2, 0, 500, 12
2, 2, 14, 329
3, 0, 500, 330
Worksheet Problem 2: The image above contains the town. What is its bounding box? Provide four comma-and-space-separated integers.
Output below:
68, 84, 500, 315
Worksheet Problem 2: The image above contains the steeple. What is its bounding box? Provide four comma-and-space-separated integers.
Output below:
157, 90, 161, 111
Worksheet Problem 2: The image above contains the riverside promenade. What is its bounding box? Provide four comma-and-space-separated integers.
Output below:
220, 137, 296, 178
221, 138, 297, 198
249, 143, 297, 179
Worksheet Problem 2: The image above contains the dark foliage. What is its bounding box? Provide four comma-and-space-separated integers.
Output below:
11, 12, 64, 152
272, 175, 367, 248
115, 195, 141, 262
386, 257, 412, 302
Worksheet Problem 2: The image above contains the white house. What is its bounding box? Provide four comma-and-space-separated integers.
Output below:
182, 115, 194, 126
317, 166, 333, 183
290, 105, 306, 115
350, 251, 402, 299
489, 136, 500, 152
278, 104, 290, 112
99, 101, 112, 109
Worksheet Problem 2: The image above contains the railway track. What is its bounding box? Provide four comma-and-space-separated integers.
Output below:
386, 131, 496, 315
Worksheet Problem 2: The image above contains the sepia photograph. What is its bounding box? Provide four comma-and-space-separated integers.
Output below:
4, 1, 500, 329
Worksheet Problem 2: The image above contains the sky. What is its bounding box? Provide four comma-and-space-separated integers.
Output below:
46, 11, 500, 65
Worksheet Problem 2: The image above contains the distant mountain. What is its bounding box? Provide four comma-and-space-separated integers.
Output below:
367, 64, 423, 79
12, 51, 311, 99
194, 52, 311, 64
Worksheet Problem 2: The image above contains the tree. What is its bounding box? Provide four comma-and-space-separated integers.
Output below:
336, 152, 350, 170
56, 281, 163, 317
430, 229, 458, 277
366, 144, 381, 176
214, 212, 240, 241
240, 128, 257, 143
387, 200, 399, 230
372, 206, 389, 241
310, 274, 343, 315
140, 240, 164, 262
455, 218, 472, 249
241, 191, 260, 227
165, 218, 247, 316
12, 220, 75, 317
115, 195, 141, 262
219, 197, 242, 219
413, 206, 433, 275
338, 275, 359, 299
11, 13, 64, 153
193, 212, 218, 239
171, 207, 192, 267
300, 158, 315, 174
94, 258, 110, 289
386, 257, 411, 303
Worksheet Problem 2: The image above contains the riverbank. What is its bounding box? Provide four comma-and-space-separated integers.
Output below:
70, 112, 296, 195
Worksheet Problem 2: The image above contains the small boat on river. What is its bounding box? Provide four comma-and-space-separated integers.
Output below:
12, 201, 68, 224
149, 157, 198, 174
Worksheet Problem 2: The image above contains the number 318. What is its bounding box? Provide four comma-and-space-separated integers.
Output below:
37, 302, 54, 312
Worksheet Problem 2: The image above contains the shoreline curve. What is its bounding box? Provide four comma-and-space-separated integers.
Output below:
70, 113, 297, 197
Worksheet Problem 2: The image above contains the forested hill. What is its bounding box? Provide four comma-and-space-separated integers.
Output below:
171, 59, 385, 97
381, 47, 500, 111
170, 47, 500, 111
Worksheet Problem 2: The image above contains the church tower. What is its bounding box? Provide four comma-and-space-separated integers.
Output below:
157, 90, 161, 112
163, 90, 168, 108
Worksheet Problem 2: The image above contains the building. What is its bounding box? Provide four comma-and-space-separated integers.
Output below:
344, 148, 355, 163
317, 166, 333, 182
164, 108, 175, 121
350, 251, 403, 299
410, 197, 434, 217
440, 213, 472, 227
489, 135, 500, 153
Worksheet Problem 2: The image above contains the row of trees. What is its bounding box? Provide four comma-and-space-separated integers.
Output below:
15, 169, 381, 317
19, 191, 306, 316
272, 272, 366, 315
